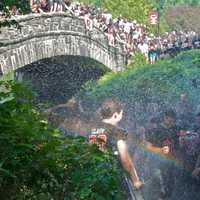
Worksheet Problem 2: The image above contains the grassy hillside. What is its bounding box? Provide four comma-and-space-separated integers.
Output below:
79, 49, 200, 124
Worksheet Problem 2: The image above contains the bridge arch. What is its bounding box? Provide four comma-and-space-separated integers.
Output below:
0, 13, 126, 75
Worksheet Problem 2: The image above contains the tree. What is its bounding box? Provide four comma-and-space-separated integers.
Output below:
165, 5, 200, 31
104, 0, 152, 24
0, 80, 126, 200
0, 0, 30, 14
80, 0, 153, 24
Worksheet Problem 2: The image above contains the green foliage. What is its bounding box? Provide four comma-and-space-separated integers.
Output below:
103, 0, 153, 24
128, 52, 148, 69
80, 49, 200, 122
164, 5, 200, 32
0, 0, 30, 31
0, 0, 30, 14
193, 54, 200, 68
0, 81, 125, 200
80, 0, 153, 24
0, 71, 14, 81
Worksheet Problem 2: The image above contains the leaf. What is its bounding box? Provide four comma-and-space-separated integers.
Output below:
0, 167, 16, 178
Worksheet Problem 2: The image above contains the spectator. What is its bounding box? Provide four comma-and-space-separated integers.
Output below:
40, 0, 48, 12
10, 5, 20, 16
48, 0, 54, 12
52, 0, 59, 12
84, 12, 93, 32
138, 41, 149, 61
30, 0, 40, 13
148, 42, 158, 64
102, 10, 112, 26
30, 0, 46, 13
107, 24, 115, 46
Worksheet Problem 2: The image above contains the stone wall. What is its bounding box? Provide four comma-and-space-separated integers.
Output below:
0, 13, 126, 75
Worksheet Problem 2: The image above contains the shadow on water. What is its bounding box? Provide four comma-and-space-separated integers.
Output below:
15, 55, 109, 106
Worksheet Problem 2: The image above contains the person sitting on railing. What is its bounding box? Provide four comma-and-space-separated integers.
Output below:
118, 30, 128, 53
40, 0, 48, 12
30, 0, 40, 13
124, 19, 133, 42
71, 2, 81, 17
9, 5, 21, 16
58, 0, 66, 12
99, 19, 108, 32
62, 0, 74, 14
92, 14, 101, 29
84, 12, 93, 32
102, 10, 112, 26
49, 0, 66, 12
107, 23, 115, 46
30, 0, 47, 13
51, 0, 59, 12
48, 0, 54, 12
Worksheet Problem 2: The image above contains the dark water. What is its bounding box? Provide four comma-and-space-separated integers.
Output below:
15, 55, 109, 105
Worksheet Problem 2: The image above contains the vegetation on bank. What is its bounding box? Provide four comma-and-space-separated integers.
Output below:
0, 0, 30, 14
0, 81, 126, 200
79, 49, 200, 123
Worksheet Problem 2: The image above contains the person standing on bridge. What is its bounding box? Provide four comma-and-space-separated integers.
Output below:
84, 12, 93, 32
30, 0, 47, 13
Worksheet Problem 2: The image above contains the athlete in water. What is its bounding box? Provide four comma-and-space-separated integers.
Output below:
89, 98, 143, 189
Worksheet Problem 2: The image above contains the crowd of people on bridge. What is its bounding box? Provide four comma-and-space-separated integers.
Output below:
0, 0, 200, 64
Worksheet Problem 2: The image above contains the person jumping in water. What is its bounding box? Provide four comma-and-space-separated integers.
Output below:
89, 98, 143, 189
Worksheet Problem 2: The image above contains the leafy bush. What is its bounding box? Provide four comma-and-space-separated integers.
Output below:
0, 0, 30, 13
0, 81, 125, 200
165, 5, 200, 32
128, 52, 147, 69
79, 49, 200, 123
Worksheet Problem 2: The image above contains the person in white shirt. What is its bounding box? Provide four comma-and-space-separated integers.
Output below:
124, 21, 133, 35
84, 13, 93, 32
118, 16, 124, 29
138, 41, 149, 61
102, 11, 112, 25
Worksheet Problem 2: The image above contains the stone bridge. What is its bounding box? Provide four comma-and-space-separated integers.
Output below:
0, 12, 127, 76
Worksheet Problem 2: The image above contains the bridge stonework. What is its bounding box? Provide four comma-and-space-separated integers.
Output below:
0, 13, 126, 75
